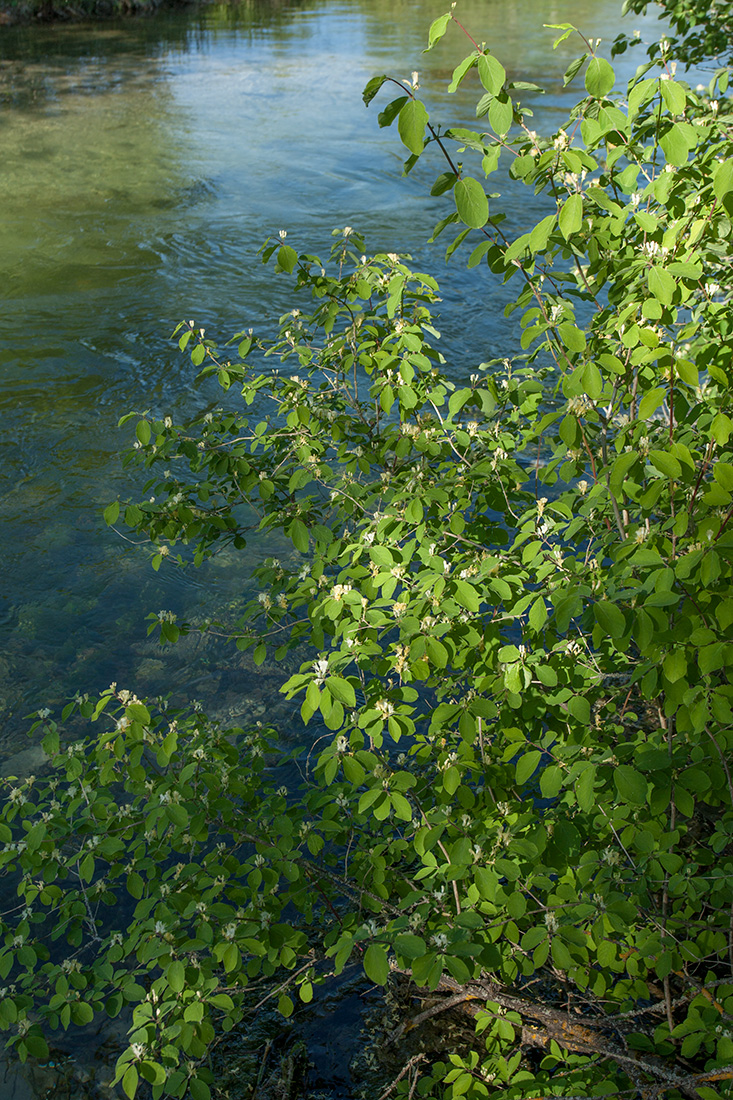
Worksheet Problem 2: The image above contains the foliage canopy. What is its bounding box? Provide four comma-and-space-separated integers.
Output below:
3, 4, 733, 1099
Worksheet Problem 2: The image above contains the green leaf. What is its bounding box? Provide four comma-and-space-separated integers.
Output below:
516, 750, 541, 785
277, 245, 298, 274
559, 193, 583, 240
558, 322, 586, 354
712, 413, 733, 445
540, 765, 564, 798
661, 79, 686, 115
431, 171, 459, 196
576, 766, 596, 812
363, 74, 387, 106
189, 1080, 211, 1100
426, 12, 451, 50
395, 934, 427, 959
488, 93, 513, 136
614, 766, 647, 805
448, 53, 478, 93
454, 578, 479, 611
140, 1062, 167, 1086
649, 450, 682, 479
122, 1066, 139, 1100
398, 100, 429, 156
364, 944, 390, 986
167, 960, 185, 993
594, 601, 626, 639
563, 54, 587, 86
637, 386, 666, 421
529, 214, 555, 254
454, 177, 489, 229
545, 23, 576, 49
664, 649, 687, 683
660, 124, 690, 166
136, 420, 151, 446
648, 266, 675, 306
104, 501, 120, 526
327, 676, 356, 708
713, 159, 733, 201
585, 57, 615, 98
289, 518, 309, 553
391, 792, 412, 821
714, 463, 733, 491
478, 53, 506, 95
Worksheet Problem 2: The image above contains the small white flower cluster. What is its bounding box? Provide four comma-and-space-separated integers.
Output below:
566, 395, 592, 417
642, 240, 669, 259
157, 610, 177, 624
313, 658, 329, 686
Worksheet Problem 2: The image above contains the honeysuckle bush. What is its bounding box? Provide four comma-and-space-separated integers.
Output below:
615, 0, 733, 68
2, 5, 733, 1100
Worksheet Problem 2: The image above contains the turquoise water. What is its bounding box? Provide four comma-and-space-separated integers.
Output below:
0, 0, 663, 756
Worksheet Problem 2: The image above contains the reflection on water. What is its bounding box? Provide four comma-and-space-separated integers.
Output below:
0, 0, 662, 753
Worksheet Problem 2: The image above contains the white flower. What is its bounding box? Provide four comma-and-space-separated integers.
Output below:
375, 699, 395, 719
279, 229, 287, 239
313, 658, 329, 686
37, 708, 51, 720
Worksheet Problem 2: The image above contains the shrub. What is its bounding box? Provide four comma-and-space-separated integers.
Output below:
3, 6, 733, 1100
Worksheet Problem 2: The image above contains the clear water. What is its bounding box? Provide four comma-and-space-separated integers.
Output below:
0, 0, 662, 756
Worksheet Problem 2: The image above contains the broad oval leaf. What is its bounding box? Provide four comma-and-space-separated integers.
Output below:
454, 177, 489, 229
364, 943, 390, 986
714, 159, 733, 201
559, 193, 583, 240
398, 99, 429, 156
488, 92, 513, 136
478, 52, 506, 95
614, 765, 647, 805
585, 56, 615, 98
516, 749, 541, 785
594, 600, 626, 639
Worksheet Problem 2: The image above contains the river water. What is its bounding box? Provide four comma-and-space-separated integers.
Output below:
0, 0, 662, 760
